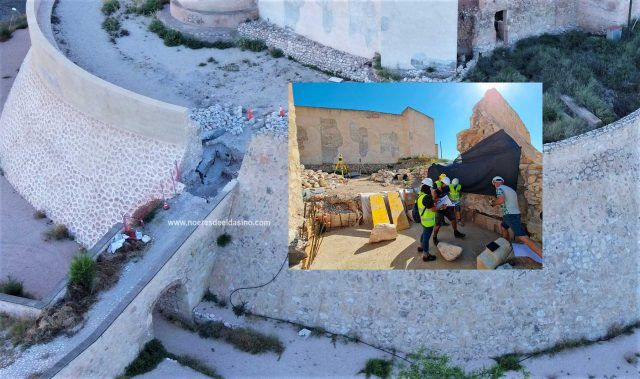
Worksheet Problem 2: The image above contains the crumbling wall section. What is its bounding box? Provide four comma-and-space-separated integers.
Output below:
457, 89, 542, 241
471, 0, 578, 53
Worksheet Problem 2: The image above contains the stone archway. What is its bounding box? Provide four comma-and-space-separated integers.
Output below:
153, 280, 192, 323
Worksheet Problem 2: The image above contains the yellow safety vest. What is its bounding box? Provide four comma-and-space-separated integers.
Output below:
449, 184, 461, 201
417, 193, 436, 228
435, 180, 442, 189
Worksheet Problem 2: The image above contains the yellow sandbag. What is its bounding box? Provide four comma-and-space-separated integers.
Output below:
370, 193, 390, 226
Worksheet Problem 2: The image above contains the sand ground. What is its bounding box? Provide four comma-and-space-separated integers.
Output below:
310, 222, 501, 270
53, 0, 329, 112
0, 176, 80, 299
0, 28, 30, 114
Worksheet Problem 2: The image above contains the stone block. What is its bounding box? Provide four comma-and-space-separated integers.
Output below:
437, 242, 463, 261
369, 223, 397, 243
477, 238, 514, 269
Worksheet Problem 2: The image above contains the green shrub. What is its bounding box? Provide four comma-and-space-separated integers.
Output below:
216, 233, 232, 247
465, 26, 640, 142
493, 355, 522, 372
232, 301, 246, 316
162, 29, 183, 46
197, 321, 284, 355
102, 17, 121, 33
101, 0, 120, 16
543, 93, 564, 123
172, 355, 222, 379
398, 352, 469, 379
129, 0, 169, 15
0, 277, 34, 299
148, 19, 166, 35
359, 358, 393, 378
123, 339, 167, 377
68, 252, 96, 293
269, 47, 284, 58
45, 224, 72, 240
237, 37, 267, 52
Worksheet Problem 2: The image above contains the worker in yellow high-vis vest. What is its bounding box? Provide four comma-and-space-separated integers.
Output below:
449, 178, 463, 226
417, 178, 438, 262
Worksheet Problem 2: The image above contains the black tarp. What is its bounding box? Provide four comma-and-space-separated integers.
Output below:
427, 130, 521, 196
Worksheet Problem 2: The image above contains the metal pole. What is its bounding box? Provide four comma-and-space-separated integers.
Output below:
630, 0, 634, 28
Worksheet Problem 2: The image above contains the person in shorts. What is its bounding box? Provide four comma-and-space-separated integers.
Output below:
489, 176, 542, 258
432, 177, 465, 246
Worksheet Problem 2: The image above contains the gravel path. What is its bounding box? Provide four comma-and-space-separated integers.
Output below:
53, 0, 328, 112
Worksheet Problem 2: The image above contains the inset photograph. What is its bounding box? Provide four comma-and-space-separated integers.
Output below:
289, 83, 542, 270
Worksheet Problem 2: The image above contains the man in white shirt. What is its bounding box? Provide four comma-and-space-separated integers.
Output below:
489, 176, 542, 258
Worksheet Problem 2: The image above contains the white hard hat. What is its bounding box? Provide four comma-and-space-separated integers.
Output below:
442, 177, 451, 186
452, 178, 459, 186
492, 176, 504, 183
421, 178, 433, 187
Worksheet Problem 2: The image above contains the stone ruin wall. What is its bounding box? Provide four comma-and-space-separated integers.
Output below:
0, 55, 186, 246
209, 102, 639, 358
461, 0, 638, 55
457, 89, 542, 242
295, 106, 437, 166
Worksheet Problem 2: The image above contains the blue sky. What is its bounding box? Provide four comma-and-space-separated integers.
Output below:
293, 82, 542, 160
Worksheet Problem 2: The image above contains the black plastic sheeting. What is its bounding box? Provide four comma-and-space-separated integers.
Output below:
427, 130, 521, 196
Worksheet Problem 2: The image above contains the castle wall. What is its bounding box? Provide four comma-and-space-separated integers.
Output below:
209, 99, 639, 358
577, 0, 639, 33
295, 106, 436, 165
470, 0, 578, 53
257, 0, 458, 70
0, 0, 193, 246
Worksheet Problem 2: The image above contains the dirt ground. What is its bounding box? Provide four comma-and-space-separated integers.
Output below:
153, 304, 391, 378
0, 176, 80, 299
309, 221, 502, 270
0, 28, 30, 114
53, 0, 328, 112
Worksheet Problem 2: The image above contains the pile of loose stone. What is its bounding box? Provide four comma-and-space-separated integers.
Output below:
190, 105, 288, 140
370, 168, 413, 185
190, 104, 247, 136
301, 166, 347, 189
238, 20, 371, 82
258, 111, 288, 141
401, 53, 479, 83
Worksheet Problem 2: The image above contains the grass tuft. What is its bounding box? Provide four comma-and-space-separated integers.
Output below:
45, 224, 72, 241
197, 321, 284, 355
0, 277, 34, 299
359, 358, 393, 378
237, 37, 267, 52
68, 251, 96, 294
101, 0, 120, 16
216, 233, 232, 247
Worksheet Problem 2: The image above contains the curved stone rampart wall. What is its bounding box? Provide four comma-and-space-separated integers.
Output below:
0, 0, 193, 246
209, 101, 639, 358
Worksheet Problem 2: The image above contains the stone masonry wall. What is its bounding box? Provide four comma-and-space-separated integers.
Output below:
238, 20, 371, 81
0, 55, 185, 246
208, 103, 639, 358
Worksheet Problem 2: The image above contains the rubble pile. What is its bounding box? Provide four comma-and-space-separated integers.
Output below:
190, 104, 249, 136
369, 168, 413, 185
257, 111, 288, 141
301, 167, 347, 189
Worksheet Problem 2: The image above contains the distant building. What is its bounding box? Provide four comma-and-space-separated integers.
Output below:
295, 106, 437, 165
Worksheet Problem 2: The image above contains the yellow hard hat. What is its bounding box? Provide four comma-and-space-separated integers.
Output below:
439, 173, 447, 180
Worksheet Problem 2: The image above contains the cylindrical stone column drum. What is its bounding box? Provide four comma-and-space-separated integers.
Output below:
170, 0, 259, 28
